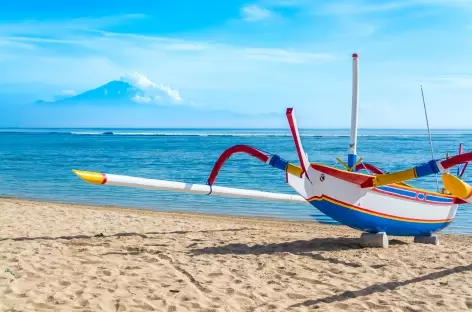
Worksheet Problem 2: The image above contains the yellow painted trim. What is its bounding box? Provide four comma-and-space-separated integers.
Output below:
372, 168, 417, 187
286, 163, 303, 177
72, 169, 105, 185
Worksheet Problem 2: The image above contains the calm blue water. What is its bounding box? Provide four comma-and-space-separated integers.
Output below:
1, 128, 471, 234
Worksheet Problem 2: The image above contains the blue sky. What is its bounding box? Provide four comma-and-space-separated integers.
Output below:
0, 0, 471, 128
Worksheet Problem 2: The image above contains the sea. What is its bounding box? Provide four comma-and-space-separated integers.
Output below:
1, 128, 471, 235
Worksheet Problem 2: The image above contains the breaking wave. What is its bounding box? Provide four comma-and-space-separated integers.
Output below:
0, 130, 470, 138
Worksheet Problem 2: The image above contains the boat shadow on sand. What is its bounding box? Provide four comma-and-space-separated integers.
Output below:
190, 237, 408, 269
191, 236, 407, 255
287, 263, 472, 308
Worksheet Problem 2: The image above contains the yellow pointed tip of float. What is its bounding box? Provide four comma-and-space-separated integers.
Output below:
442, 173, 472, 199
72, 169, 106, 185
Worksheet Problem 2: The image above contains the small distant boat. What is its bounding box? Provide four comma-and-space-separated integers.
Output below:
102, 131, 114, 135
73, 54, 472, 248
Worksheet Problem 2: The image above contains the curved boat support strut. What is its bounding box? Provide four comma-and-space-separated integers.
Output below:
206, 144, 303, 186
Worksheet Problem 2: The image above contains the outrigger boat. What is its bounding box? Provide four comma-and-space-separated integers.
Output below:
73, 54, 472, 248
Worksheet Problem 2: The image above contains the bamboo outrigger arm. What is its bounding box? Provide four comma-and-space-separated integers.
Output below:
72, 169, 307, 203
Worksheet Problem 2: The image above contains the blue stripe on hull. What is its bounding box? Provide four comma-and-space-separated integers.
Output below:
310, 200, 451, 236
374, 185, 454, 204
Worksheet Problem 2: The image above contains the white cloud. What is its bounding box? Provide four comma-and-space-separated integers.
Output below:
322, 0, 472, 15
259, 0, 311, 7
427, 75, 472, 89
120, 72, 183, 103
120, 72, 156, 89
241, 48, 334, 63
131, 94, 161, 104
420, 0, 472, 7
49, 89, 77, 101
319, 1, 412, 15
241, 5, 274, 21
263, 0, 472, 16
0, 14, 146, 36
59, 89, 77, 96
163, 43, 206, 51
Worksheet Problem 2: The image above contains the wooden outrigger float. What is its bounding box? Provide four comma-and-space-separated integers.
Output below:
73, 53, 472, 248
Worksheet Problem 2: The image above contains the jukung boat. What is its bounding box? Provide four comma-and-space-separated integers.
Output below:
73, 54, 472, 248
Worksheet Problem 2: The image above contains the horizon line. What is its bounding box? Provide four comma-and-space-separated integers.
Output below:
1, 127, 472, 131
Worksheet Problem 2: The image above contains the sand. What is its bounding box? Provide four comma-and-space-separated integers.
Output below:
1, 198, 472, 312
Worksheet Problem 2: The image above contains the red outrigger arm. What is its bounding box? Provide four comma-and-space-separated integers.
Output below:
355, 163, 384, 175
207, 145, 270, 185
206, 143, 304, 186
441, 152, 472, 171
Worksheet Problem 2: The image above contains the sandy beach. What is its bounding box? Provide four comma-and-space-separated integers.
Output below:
0, 198, 472, 311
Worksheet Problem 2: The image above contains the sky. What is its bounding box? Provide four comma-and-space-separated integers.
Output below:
0, 0, 471, 128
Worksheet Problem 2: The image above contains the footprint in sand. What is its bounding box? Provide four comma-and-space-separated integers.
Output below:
287, 293, 307, 299
147, 294, 161, 300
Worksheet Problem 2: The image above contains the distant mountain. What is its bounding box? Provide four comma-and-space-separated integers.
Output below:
37, 80, 143, 105
3, 73, 286, 128
35, 72, 186, 106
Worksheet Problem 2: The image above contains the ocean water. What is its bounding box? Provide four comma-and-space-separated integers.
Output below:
0, 128, 471, 235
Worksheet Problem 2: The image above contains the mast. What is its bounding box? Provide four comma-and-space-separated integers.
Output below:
348, 53, 359, 168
